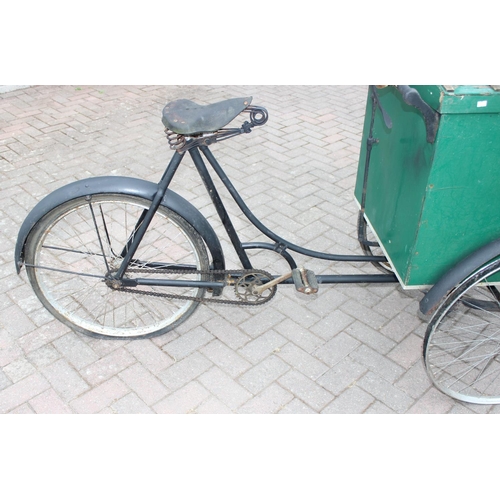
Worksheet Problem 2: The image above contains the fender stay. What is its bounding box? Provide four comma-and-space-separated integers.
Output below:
15, 176, 225, 273
420, 238, 500, 316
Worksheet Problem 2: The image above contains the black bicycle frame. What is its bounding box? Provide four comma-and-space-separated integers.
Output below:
113, 136, 397, 289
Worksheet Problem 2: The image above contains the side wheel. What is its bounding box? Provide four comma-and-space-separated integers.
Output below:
424, 258, 500, 404
357, 211, 392, 274
25, 194, 210, 339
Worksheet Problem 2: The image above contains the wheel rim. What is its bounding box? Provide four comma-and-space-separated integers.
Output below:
424, 262, 500, 404
27, 195, 208, 338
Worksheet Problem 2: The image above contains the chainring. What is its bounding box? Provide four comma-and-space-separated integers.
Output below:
234, 271, 277, 304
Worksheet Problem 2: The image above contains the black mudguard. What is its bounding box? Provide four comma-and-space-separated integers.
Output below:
15, 176, 225, 273
420, 237, 500, 316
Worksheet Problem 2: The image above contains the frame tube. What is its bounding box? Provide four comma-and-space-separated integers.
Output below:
189, 147, 253, 269
114, 152, 184, 279
200, 146, 387, 263
132, 278, 224, 289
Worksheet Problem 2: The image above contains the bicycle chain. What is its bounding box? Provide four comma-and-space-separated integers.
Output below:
120, 267, 276, 306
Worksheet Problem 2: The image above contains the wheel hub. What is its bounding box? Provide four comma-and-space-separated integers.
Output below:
104, 270, 123, 290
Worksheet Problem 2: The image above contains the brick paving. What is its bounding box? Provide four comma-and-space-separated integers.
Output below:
0, 85, 495, 413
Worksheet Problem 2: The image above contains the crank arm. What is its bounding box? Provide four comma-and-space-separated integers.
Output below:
253, 271, 293, 294
253, 267, 319, 295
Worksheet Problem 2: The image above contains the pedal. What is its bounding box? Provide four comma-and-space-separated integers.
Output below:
292, 268, 318, 295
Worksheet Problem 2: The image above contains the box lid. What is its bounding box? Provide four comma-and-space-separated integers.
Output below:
412, 85, 500, 114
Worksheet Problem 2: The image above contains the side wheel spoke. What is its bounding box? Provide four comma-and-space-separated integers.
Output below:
424, 259, 500, 404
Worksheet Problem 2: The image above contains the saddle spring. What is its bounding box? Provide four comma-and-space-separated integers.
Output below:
165, 128, 187, 151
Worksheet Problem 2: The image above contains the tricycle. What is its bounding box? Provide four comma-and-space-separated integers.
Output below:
15, 85, 500, 405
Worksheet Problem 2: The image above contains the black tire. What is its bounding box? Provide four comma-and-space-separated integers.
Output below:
424, 258, 500, 404
25, 194, 210, 339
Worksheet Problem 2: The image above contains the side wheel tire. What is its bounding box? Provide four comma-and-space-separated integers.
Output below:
424, 258, 500, 404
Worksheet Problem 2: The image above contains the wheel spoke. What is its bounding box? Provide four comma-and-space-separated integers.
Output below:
42, 245, 105, 259
99, 204, 118, 258
25, 263, 105, 280
88, 201, 111, 273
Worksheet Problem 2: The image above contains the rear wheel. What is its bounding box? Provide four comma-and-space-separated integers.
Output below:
25, 194, 210, 339
424, 258, 500, 404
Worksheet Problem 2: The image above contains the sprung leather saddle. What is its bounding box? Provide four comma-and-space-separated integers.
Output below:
162, 97, 253, 136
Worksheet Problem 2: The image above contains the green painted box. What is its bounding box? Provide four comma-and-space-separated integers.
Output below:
354, 85, 500, 288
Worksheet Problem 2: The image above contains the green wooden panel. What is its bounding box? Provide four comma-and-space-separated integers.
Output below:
354, 87, 435, 285
408, 112, 500, 285
355, 86, 500, 287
